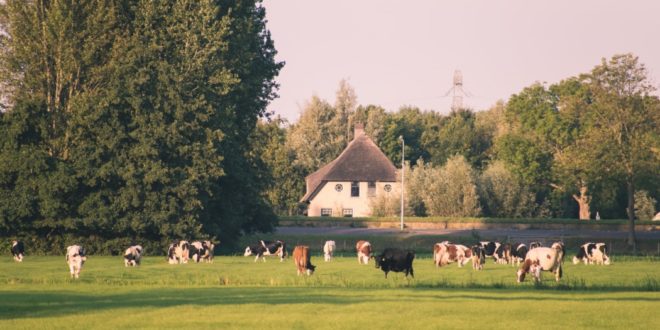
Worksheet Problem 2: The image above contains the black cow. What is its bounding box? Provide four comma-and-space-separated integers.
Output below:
374, 248, 415, 278
244, 240, 287, 262
479, 241, 502, 263
11, 240, 25, 262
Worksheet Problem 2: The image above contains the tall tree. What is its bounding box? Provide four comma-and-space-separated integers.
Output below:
583, 54, 660, 250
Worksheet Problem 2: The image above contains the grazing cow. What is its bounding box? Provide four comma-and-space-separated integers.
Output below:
573, 242, 610, 265
510, 243, 528, 267
374, 248, 415, 278
244, 240, 287, 262
323, 240, 336, 262
470, 245, 486, 270
189, 241, 208, 263
167, 240, 190, 264
551, 241, 566, 263
516, 246, 563, 283
200, 240, 215, 263
529, 241, 543, 250
494, 243, 511, 264
66, 245, 87, 279
123, 245, 143, 267
479, 241, 503, 263
433, 242, 470, 267
11, 240, 24, 262
293, 245, 316, 276
356, 240, 372, 265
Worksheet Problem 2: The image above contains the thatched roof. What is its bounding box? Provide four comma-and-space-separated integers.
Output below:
301, 129, 397, 202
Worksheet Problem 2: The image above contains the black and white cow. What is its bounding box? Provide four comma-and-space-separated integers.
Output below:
124, 245, 143, 267
529, 241, 543, 250
573, 242, 610, 265
200, 240, 215, 263
244, 240, 287, 262
510, 243, 528, 267
374, 248, 415, 278
479, 241, 503, 263
167, 240, 190, 264
11, 240, 24, 262
494, 243, 511, 264
471, 244, 486, 270
66, 245, 87, 279
189, 241, 207, 263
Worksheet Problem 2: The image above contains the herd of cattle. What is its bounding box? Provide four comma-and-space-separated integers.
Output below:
8, 238, 611, 282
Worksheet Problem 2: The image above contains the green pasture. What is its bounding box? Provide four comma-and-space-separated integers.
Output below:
1, 255, 658, 329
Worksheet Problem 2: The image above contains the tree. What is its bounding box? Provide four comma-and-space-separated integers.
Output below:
584, 53, 660, 250
423, 155, 481, 217
478, 161, 536, 218
252, 117, 306, 216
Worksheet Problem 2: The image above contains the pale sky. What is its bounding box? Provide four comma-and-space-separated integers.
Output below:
262, 0, 660, 122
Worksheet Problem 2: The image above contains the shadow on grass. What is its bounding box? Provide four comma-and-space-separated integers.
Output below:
1, 286, 659, 320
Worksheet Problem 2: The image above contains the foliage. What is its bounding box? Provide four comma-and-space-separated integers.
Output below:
634, 190, 656, 221
0, 1, 282, 248
423, 155, 481, 217
478, 161, 537, 217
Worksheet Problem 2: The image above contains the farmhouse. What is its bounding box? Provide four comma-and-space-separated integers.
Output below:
300, 124, 399, 217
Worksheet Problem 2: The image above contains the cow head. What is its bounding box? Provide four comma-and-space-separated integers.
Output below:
244, 246, 253, 256
307, 264, 316, 275
374, 254, 384, 269
516, 259, 538, 283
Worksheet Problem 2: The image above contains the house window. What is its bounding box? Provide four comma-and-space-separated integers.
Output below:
351, 181, 359, 197
321, 208, 332, 217
384, 184, 392, 192
342, 208, 353, 217
335, 184, 343, 192
368, 181, 376, 197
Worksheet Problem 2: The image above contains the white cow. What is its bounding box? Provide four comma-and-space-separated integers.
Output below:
66, 245, 87, 279
323, 240, 336, 262
516, 246, 563, 283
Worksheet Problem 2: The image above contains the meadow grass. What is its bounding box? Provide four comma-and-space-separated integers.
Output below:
1, 255, 658, 329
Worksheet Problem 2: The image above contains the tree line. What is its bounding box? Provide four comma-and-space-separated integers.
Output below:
0, 1, 657, 253
0, 0, 282, 253
256, 55, 659, 250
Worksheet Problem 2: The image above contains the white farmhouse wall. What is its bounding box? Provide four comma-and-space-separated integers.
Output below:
308, 181, 399, 217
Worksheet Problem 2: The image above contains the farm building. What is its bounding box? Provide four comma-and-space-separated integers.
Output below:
300, 124, 399, 217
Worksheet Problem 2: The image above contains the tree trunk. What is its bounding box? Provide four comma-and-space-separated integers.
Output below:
626, 179, 637, 253
572, 186, 591, 220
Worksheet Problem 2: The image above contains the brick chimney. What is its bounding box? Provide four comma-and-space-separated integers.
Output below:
354, 123, 365, 137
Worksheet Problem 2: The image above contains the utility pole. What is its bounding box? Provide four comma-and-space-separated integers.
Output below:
399, 135, 405, 231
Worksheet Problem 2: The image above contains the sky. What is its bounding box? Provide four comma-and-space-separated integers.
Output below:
261, 0, 660, 123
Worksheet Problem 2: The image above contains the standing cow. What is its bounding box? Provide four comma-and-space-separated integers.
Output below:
123, 245, 143, 267
293, 245, 316, 276
479, 241, 504, 263
323, 240, 336, 262
11, 240, 25, 262
244, 240, 287, 262
509, 243, 528, 267
573, 242, 610, 265
356, 240, 372, 265
516, 245, 563, 283
374, 248, 415, 278
200, 240, 215, 263
66, 245, 87, 279
471, 245, 486, 270
167, 240, 190, 264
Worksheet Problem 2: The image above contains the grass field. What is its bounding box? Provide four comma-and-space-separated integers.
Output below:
1, 253, 658, 329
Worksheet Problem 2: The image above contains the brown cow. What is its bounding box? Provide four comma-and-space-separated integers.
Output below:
356, 240, 372, 265
293, 245, 316, 276
433, 242, 471, 267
